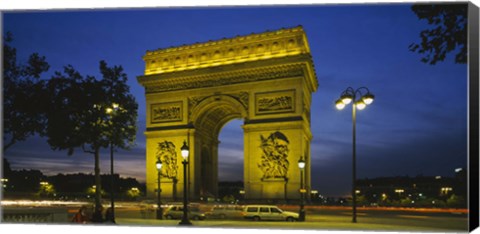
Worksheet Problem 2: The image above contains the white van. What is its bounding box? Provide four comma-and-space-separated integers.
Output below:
241, 205, 298, 221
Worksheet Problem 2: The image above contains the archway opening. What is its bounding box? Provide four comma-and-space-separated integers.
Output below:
218, 119, 244, 203
192, 96, 246, 201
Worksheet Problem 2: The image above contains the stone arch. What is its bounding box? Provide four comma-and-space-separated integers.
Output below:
138, 26, 318, 201
191, 94, 248, 136
190, 95, 248, 198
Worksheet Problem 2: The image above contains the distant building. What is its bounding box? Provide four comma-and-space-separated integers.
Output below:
356, 170, 467, 207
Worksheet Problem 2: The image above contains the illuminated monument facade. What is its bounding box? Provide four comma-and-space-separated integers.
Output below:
137, 26, 318, 201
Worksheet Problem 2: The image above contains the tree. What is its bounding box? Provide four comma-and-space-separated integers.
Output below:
400, 197, 414, 207
126, 187, 141, 200
38, 181, 55, 198
2, 32, 50, 151
45, 61, 138, 221
2, 158, 12, 178
446, 194, 466, 208
409, 3, 468, 65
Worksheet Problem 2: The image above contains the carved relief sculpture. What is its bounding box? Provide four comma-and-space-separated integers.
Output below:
151, 101, 182, 123
141, 64, 306, 93
258, 131, 290, 180
255, 90, 295, 115
156, 141, 178, 179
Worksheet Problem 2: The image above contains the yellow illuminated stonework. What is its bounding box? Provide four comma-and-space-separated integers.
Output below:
138, 26, 318, 201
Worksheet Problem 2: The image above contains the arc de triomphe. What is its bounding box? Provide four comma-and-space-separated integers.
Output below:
137, 26, 318, 201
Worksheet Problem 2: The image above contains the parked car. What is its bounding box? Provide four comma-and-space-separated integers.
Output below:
205, 205, 244, 219
241, 205, 298, 221
163, 204, 206, 220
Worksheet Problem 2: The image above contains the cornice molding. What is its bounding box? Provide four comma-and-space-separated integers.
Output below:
142, 26, 311, 75
138, 55, 317, 93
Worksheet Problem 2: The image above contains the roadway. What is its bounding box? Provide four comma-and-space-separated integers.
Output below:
113, 204, 469, 232
1, 200, 469, 232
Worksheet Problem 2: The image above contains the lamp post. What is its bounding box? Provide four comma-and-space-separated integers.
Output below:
310, 190, 318, 203
239, 189, 245, 203
298, 157, 306, 221
335, 87, 374, 223
156, 159, 163, 219
179, 140, 192, 225
395, 189, 405, 197
106, 103, 119, 223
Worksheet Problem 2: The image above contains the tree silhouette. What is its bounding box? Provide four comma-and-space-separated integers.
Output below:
409, 3, 468, 65
3, 32, 50, 151
2, 158, 12, 178
45, 61, 138, 221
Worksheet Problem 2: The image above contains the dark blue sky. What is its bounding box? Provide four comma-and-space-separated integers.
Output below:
2, 4, 468, 196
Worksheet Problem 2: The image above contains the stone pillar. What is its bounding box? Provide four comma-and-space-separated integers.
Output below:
145, 129, 196, 201
243, 120, 311, 201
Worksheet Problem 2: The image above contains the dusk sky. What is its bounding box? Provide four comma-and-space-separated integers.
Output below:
2, 3, 468, 196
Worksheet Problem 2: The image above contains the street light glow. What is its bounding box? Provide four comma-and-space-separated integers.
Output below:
156, 159, 162, 171
355, 100, 366, 110
341, 94, 353, 104
335, 99, 346, 110
362, 93, 375, 105
441, 187, 452, 194
181, 141, 190, 160
298, 157, 306, 169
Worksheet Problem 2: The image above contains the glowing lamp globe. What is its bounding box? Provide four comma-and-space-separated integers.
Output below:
181, 141, 189, 160
362, 93, 375, 105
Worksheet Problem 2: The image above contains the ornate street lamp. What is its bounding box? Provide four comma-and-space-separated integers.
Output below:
298, 157, 306, 221
179, 140, 192, 225
156, 159, 163, 220
335, 87, 374, 223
